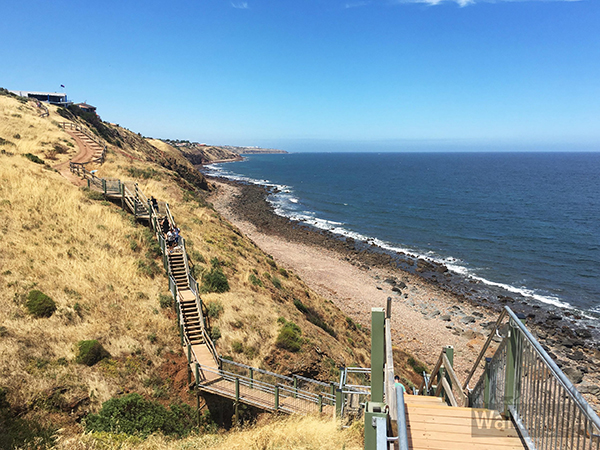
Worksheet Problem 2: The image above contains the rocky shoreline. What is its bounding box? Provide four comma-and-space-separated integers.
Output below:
206, 175, 600, 408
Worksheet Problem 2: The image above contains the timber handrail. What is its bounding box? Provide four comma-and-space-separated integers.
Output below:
59, 121, 107, 164
463, 308, 507, 390
420, 346, 467, 407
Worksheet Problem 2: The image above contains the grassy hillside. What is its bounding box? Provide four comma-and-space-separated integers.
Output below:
0, 91, 422, 447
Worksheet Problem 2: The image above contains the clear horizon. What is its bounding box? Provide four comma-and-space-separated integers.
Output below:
2, 0, 599, 150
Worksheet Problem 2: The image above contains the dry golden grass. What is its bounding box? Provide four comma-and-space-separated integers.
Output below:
0, 95, 78, 164
54, 414, 363, 450
0, 145, 177, 410
0, 93, 373, 445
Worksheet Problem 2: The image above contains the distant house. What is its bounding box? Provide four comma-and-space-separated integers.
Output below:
74, 102, 97, 114
9, 90, 70, 106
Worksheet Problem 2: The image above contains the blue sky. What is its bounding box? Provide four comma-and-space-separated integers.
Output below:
2, 0, 599, 150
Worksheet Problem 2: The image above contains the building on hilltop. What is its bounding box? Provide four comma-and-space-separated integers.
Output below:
74, 102, 97, 114
9, 90, 71, 106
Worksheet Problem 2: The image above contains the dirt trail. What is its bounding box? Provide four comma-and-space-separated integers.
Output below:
53, 129, 97, 186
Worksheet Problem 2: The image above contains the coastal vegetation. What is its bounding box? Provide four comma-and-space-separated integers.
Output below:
0, 90, 425, 446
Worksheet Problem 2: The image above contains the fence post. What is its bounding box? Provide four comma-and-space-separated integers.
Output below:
102, 179, 106, 195
484, 357, 492, 409
504, 313, 526, 418
293, 376, 298, 399
371, 308, 385, 403
318, 394, 323, 413
249, 368, 254, 389
180, 324, 184, 346
275, 385, 279, 411
187, 345, 192, 387
235, 378, 240, 402
194, 363, 199, 386
335, 388, 343, 418
445, 345, 454, 394
121, 183, 125, 210
330, 382, 336, 397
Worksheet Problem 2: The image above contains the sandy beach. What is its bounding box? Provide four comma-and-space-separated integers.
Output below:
209, 180, 501, 378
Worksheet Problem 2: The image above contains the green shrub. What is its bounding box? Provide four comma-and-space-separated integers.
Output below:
249, 273, 263, 287
276, 321, 302, 352
159, 294, 173, 309
408, 356, 428, 375
293, 298, 308, 313
201, 267, 229, 293
231, 340, 244, 353
266, 257, 277, 269
76, 340, 110, 366
142, 228, 162, 259
278, 267, 289, 278
23, 153, 44, 164
209, 326, 221, 342
136, 259, 161, 278
82, 187, 105, 201
84, 393, 198, 437
0, 137, 15, 147
271, 276, 282, 289
206, 300, 224, 318
25, 290, 56, 318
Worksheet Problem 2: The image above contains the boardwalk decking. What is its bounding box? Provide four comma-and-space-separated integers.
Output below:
405, 396, 525, 450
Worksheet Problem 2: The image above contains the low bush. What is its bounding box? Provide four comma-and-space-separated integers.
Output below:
209, 326, 221, 342
249, 273, 263, 287
408, 356, 428, 375
84, 393, 198, 437
201, 267, 229, 293
231, 340, 244, 353
136, 259, 161, 278
76, 340, 111, 366
82, 187, 105, 201
293, 298, 308, 313
271, 276, 282, 289
23, 153, 44, 165
206, 300, 224, 318
25, 290, 56, 318
158, 293, 173, 309
276, 321, 302, 352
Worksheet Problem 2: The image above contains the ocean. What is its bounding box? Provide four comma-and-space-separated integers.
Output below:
204, 152, 600, 321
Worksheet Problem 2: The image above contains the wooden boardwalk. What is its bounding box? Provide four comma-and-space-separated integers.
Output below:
405, 396, 525, 450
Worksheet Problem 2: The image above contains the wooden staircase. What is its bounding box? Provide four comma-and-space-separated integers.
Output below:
405, 395, 525, 450
72, 128, 105, 163
168, 251, 203, 346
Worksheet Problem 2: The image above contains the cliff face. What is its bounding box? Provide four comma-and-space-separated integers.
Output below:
157, 140, 287, 166
179, 144, 243, 165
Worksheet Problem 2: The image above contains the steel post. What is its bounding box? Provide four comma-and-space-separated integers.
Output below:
371, 308, 385, 403
484, 357, 492, 409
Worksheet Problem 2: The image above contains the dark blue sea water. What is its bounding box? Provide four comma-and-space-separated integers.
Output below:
205, 152, 600, 318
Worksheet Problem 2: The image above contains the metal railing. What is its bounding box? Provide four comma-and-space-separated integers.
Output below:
469, 306, 600, 450
220, 357, 336, 401
195, 363, 332, 414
